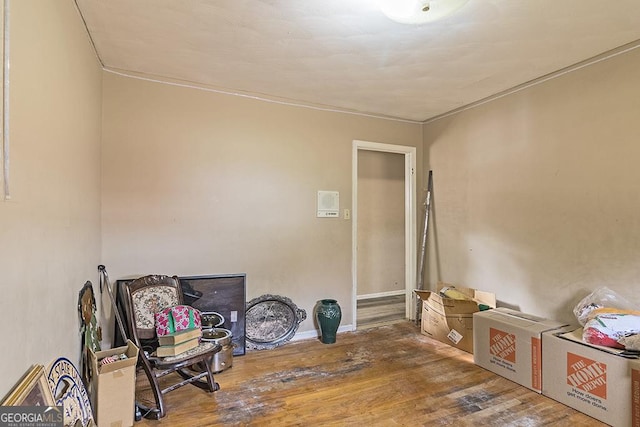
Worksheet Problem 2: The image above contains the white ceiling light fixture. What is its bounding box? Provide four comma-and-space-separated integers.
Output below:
379, 0, 470, 24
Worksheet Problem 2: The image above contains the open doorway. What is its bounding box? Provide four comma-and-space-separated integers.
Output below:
352, 140, 416, 330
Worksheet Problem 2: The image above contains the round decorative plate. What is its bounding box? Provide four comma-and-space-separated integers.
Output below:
47, 357, 94, 427
245, 294, 306, 350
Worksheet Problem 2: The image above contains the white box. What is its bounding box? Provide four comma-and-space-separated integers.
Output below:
473, 308, 568, 393
542, 327, 640, 427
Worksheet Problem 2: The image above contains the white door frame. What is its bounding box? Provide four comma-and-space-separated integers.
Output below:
352, 140, 417, 329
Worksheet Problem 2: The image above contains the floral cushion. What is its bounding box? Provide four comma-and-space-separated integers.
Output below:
155, 341, 217, 364
132, 285, 179, 339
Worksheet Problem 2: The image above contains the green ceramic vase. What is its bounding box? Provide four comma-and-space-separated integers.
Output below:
316, 299, 341, 344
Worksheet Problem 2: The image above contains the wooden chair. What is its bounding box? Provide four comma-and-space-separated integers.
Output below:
122, 274, 221, 419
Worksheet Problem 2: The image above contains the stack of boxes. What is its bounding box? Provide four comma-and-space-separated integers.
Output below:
415, 283, 640, 427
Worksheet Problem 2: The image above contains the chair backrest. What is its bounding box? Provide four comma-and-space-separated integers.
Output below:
124, 275, 184, 341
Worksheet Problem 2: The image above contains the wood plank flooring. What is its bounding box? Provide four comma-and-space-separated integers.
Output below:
132, 321, 605, 426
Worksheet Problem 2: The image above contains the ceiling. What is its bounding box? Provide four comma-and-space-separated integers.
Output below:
74, 0, 640, 122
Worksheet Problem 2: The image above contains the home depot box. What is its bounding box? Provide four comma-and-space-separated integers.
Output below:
89, 340, 139, 427
414, 285, 496, 353
473, 308, 568, 393
542, 327, 640, 427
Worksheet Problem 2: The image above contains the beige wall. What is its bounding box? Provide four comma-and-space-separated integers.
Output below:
357, 150, 405, 296
101, 72, 422, 341
423, 47, 640, 323
0, 1, 102, 395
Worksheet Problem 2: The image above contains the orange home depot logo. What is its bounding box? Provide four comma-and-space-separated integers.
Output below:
489, 328, 516, 363
566, 353, 607, 399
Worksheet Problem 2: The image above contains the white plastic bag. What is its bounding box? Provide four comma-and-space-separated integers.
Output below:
573, 286, 635, 326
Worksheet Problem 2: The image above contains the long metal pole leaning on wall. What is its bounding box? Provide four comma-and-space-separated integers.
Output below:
2, 0, 10, 200
415, 170, 433, 322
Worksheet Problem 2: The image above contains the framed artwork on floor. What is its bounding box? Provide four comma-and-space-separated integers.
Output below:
1, 364, 56, 406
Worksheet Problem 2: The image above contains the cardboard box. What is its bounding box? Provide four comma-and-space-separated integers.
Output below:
414, 284, 496, 353
542, 327, 640, 427
89, 340, 139, 427
473, 308, 568, 393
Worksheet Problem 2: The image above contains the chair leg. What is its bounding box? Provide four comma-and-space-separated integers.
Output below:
139, 358, 167, 419
203, 362, 220, 392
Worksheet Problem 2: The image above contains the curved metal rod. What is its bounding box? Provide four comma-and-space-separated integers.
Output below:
98, 264, 128, 342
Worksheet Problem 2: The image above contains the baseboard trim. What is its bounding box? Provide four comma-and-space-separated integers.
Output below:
291, 324, 354, 342
357, 290, 405, 300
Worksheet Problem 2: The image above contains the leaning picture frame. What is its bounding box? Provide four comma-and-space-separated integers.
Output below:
179, 274, 247, 355
1, 364, 56, 406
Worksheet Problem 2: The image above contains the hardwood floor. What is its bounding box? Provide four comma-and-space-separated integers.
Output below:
132, 321, 605, 426
356, 294, 405, 329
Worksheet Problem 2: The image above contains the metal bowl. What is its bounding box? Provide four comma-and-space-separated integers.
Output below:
200, 311, 225, 328
201, 328, 232, 347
